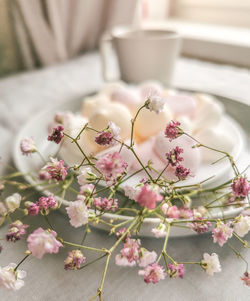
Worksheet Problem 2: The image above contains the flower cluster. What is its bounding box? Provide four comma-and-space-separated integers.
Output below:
48, 125, 64, 144
39, 157, 68, 181
95, 122, 121, 146
164, 121, 183, 141
64, 250, 86, 270
27, 228, 62, 259
1, 97, 250, 299
6, 220, 28, 242
93, 197, 118, 212
96, 151, 127, 182
26, 195, 57, 216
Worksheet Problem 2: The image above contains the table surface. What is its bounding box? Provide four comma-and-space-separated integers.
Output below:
0, 52, 250, 301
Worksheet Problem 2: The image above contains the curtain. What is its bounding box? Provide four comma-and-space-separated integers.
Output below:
11, 0, 139, 69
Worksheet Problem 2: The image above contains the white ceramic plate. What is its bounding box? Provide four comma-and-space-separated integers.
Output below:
13, 92, 250, 237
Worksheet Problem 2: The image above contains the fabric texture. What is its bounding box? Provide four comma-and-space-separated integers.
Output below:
11, 0, 139, 69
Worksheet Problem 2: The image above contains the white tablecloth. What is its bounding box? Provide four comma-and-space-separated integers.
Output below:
1, 52, 250, 301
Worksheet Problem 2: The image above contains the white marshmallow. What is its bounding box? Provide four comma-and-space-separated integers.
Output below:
195, 127, 235, 163
193, 94, 224, 131
82, 94, 110, 118
134, 107, 173, 141
86, 102, 132, 143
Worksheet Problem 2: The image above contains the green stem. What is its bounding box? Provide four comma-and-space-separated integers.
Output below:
14, 253, 30, 271
63, 241, 107, 254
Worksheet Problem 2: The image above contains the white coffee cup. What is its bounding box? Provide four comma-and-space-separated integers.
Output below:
100, 27, 181, 86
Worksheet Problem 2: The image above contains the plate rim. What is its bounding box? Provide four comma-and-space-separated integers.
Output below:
12, 89, 249, 229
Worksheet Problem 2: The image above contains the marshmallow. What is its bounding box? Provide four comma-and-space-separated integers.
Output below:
134, 107, 173, 140
82, 94, 111, 118
193, 94, 224, 131
60, 115, 99, 165
110, 87, 141, 111
164, 94, 198, 117
154, 132, 201, 172
86, 102, 132, 144
195, 127, 235, 163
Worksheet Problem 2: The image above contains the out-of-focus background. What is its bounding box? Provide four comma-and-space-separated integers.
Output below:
1, 0, 250, 78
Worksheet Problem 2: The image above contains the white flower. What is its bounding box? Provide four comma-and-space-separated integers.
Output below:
151, 223, 167, 238
202, 253, 221, 276
124, 185, 141, 201
139, 249, 157, 267
147, 95, 165, 114
66, 200, 89, 228
5, 193, 21, 213
0, 202, 7, 216
161, 203, 169, 216
233, 215, 250, 237
77, 167, 96, 186
108, 121, 121, 141
0, 263, 26, 291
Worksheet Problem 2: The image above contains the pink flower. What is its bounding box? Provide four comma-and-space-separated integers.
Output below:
64, 250, 86, 270
0, 263, 26, 291
136, 185, 163, 209
139, 249, 157, 267
96, 151, 127, 182
231, 176, 250, 197
241, 271, 250, 286
93, 197, 118, 212
115, 227, 129, 240
6, 220, 28, 242
95, 132, 114, 146
167, 205, 180, 219
115, 254, 136, 267
212, 222, 233, 247
166, 146, 184, 166
165, 121, 182, 141
48, 125, 64, 144
80, 184, 96, 196
124, 184, 141, 201
27, 227, 62, 259
37, 195, 57, 212
168, 263, 185, 278
95, 121, 120, 146
139, 263, 166, 284
20, 137, 37, 156
152, 223, 167, 238
179, 206, 193, 219
116, 238, 141, 267
66, 200, 89, 228
39, 157, 68, 181
27, 203, 39, 216
175, 165, 190, 180
188, 218, 211, 234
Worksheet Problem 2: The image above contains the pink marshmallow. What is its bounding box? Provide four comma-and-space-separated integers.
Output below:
164, 94, 197, 117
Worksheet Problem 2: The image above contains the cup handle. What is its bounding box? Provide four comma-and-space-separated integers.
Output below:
100, 33, 118, 82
